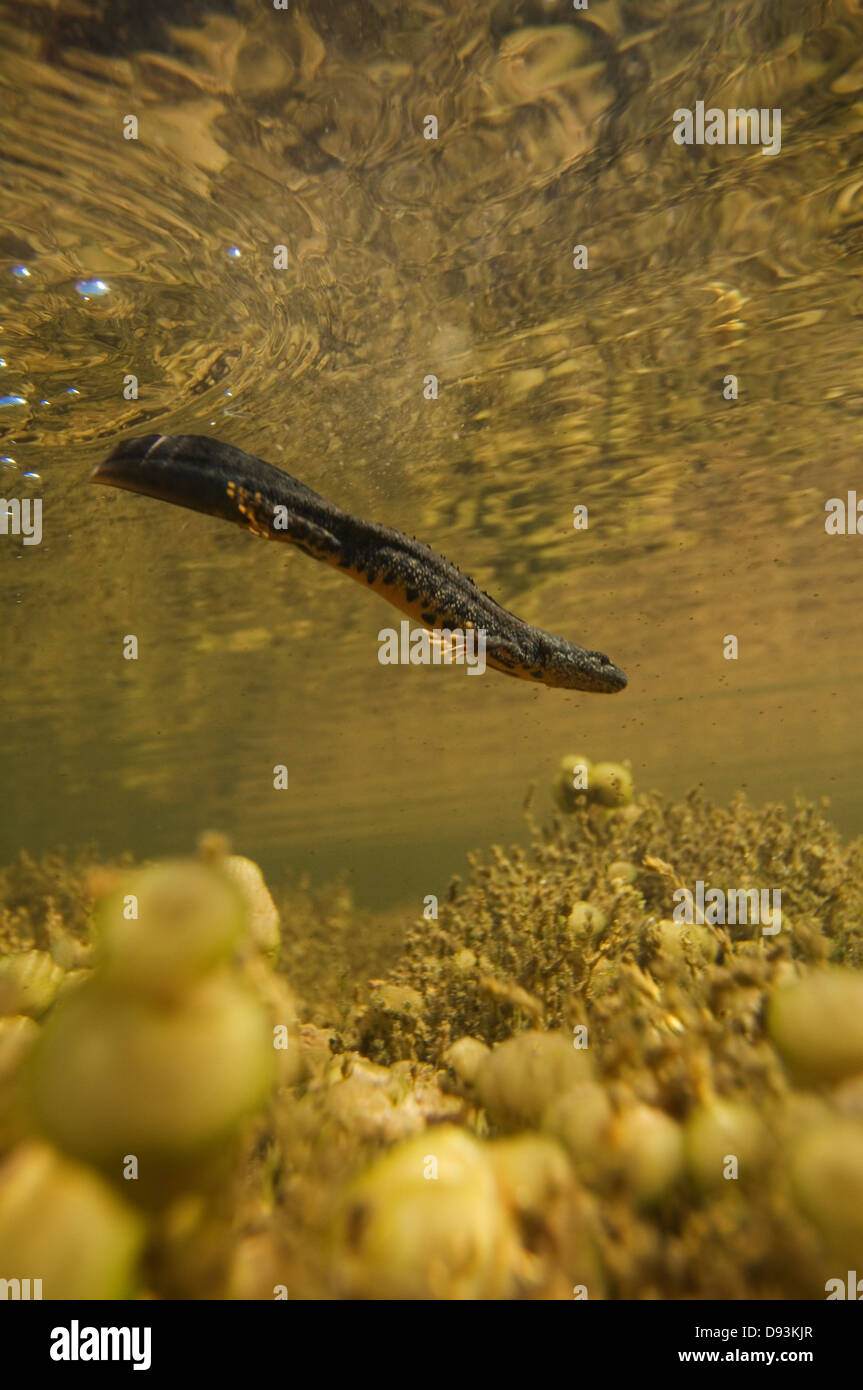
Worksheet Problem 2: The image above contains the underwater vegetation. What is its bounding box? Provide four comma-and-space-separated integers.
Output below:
1, 764, 863, 1299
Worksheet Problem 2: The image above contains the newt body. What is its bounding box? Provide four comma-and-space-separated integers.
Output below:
91, 434, 627, 693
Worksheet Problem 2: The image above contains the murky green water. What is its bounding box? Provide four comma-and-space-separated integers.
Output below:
3, 0, 863, 903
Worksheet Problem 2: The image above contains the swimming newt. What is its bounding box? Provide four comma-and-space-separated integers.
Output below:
91, 434, 627, 693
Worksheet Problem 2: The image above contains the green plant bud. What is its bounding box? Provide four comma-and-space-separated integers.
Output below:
96, 859, 246, 998
487, 1133, 573, 1220
610, 1103, 684, 1204
553, 754, 592, 812
566, 901, 607, 936
224, 855, 281, 959
542, 1081, 612, 1173
685, 1099, 767, 1189
607, 860, 638, 885
0, 1016, 40, 1149
334, 1126, 517, 1299
28, 974, 273, 1171
655, 918, 719, 964
768, 968, 863, 1085
0, 1142, 144, 1298
476, 1030, 593, 1130
588, 762, 634, 807
0, 950, 65, 1019
49, 934, 93, 972
789, 1119, 863, 1263
444, 1036, 491, 1088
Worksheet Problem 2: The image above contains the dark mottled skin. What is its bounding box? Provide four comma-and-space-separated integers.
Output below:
91, 434, 627, 693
